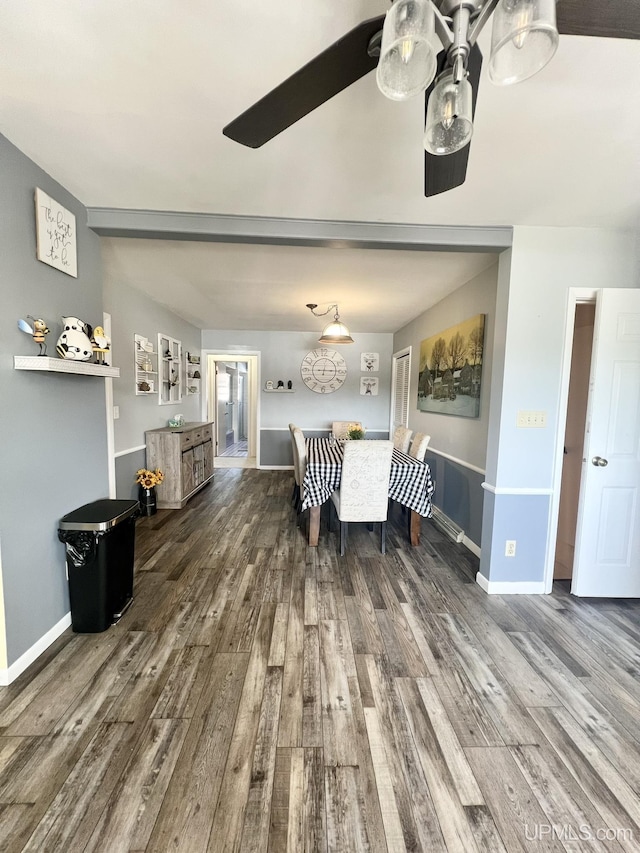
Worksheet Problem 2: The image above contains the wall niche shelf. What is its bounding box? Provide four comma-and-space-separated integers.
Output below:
14, 356, 119, 378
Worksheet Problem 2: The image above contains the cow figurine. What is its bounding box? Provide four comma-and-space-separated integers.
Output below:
56, 316, 93, 361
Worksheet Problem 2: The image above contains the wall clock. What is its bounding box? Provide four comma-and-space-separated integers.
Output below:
300, 348, 347, 393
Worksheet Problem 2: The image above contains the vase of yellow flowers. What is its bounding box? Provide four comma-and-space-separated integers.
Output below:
135, 468, 164, 516
347, 424, 366, 440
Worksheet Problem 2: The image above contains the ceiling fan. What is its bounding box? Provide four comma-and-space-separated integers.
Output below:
223, 0, 640, 197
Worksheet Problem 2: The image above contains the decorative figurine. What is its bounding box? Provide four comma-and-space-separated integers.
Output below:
56, 316, 93, 361
17, 316, 50, 355
277, 380, 284, 388
91, 325, 111, 365
287, 380, 293, 389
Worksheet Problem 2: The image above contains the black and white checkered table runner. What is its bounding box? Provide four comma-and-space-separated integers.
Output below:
301, 437, 434, 517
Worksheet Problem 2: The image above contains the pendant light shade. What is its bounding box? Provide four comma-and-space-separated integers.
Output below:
376, 0, 437, 101
319, 318, 354, 345
489, 0, 559, 85
306, 303, 354, 344
424, 73, 473, 156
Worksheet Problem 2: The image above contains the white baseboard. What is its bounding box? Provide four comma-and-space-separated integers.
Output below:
463, 535, 481, 558
0, 612, 72, 686
476, 573, 545, 595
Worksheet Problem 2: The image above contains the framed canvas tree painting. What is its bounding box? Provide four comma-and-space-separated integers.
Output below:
417, 314, 485, 418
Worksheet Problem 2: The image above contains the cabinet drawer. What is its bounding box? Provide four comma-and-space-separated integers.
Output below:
180, 432, 193, 450
202, 424, 212, 441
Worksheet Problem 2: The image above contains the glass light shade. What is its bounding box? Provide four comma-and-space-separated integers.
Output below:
489, 0, 559, 85
376, 0, 437, 101
319, 320, 354, 345
424, 75, 473, 155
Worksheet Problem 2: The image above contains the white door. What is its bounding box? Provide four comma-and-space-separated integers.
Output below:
572, 289, 640, 597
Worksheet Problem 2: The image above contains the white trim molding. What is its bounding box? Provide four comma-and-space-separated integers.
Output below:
476, 572, 546, 595
0, 611, 71, 685
481, 482, 553, 496
114, 444, 146, 458
428, 447, 486, 476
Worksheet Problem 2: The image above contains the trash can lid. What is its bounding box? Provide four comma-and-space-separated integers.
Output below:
59, 499, 139, 532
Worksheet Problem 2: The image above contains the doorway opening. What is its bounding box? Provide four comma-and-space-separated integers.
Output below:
553, 301, 595, 584
206, 353, 259, 469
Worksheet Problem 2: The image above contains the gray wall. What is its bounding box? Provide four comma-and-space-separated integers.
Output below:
104, 275, 202, 498
393, 264, 499, 546
0, 133, 108, 665
201, 329, 394, 466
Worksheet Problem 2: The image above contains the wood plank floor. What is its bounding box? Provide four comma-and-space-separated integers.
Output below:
1, 469, 639, 852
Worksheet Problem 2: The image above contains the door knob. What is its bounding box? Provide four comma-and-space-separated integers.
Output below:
592, 456, 608, 467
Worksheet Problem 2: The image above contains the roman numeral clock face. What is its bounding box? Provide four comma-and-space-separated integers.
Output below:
300, 348, 347, 393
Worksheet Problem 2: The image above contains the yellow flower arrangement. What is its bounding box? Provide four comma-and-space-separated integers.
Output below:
347, 424, 366, 440
135, 468, 164, 488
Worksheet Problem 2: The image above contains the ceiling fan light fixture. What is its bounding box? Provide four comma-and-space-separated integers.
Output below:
376, 0, 438, 101
488, 0, 559, 85
424, 72, 473, 155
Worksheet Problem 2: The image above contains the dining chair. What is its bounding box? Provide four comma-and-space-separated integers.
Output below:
330, 440, 393, 556
332, 421, 363, 440
288, 423, 299, 506
409, 432, 431, 462
291, 427, 307, 518
392, 425, 412, 454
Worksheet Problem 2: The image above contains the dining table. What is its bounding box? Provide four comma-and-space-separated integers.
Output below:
301, 437, 435, 547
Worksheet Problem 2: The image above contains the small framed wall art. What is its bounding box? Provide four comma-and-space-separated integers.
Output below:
34, 188, 77, 277
360, 377, 379, 396
360, 352, 379, 372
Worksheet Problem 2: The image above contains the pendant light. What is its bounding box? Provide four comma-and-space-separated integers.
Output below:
306, 303, 354, 344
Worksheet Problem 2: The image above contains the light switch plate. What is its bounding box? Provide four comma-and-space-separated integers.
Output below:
517, 410, 547, 428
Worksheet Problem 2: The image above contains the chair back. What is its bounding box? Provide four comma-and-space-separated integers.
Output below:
338, 440, 393, 522
332, 421, 362, 440
392, 425, 412, 454
292, 427, 307, 489
289, 424, 300, 484
409, 432, 431, 462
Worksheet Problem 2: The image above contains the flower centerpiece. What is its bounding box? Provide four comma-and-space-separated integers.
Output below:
347, 424, 366, 440
135, 468, 164, 516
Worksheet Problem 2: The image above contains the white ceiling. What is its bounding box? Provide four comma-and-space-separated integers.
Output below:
2, 1, 638, 332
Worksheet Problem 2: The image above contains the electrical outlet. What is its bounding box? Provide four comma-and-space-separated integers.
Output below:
505, 540, 516, 557
113, 405, 120, 420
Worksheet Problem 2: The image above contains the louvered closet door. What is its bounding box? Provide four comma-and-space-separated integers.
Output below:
392, 350, 411, 428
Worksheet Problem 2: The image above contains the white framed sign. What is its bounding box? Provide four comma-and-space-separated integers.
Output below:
360, 377, 379, 396
34, 188, 77, 277
360, 352, 379, 372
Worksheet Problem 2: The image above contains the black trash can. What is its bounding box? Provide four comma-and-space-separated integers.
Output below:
58, 499, 139, 633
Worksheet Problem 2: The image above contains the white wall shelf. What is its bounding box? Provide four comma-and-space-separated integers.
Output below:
263, 389, 295, 393
135, 334, 157, 395
185, 350, 201, 396
158, 333, 182, 404
14, 356, 119, 377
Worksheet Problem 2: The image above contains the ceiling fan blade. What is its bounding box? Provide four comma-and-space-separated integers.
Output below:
424, 43, 483, 198
556, 0, 640, 39
223, 15, 385, 148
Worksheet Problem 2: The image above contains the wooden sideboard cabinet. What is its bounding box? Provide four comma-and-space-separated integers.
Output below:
145, 421, 214, 509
